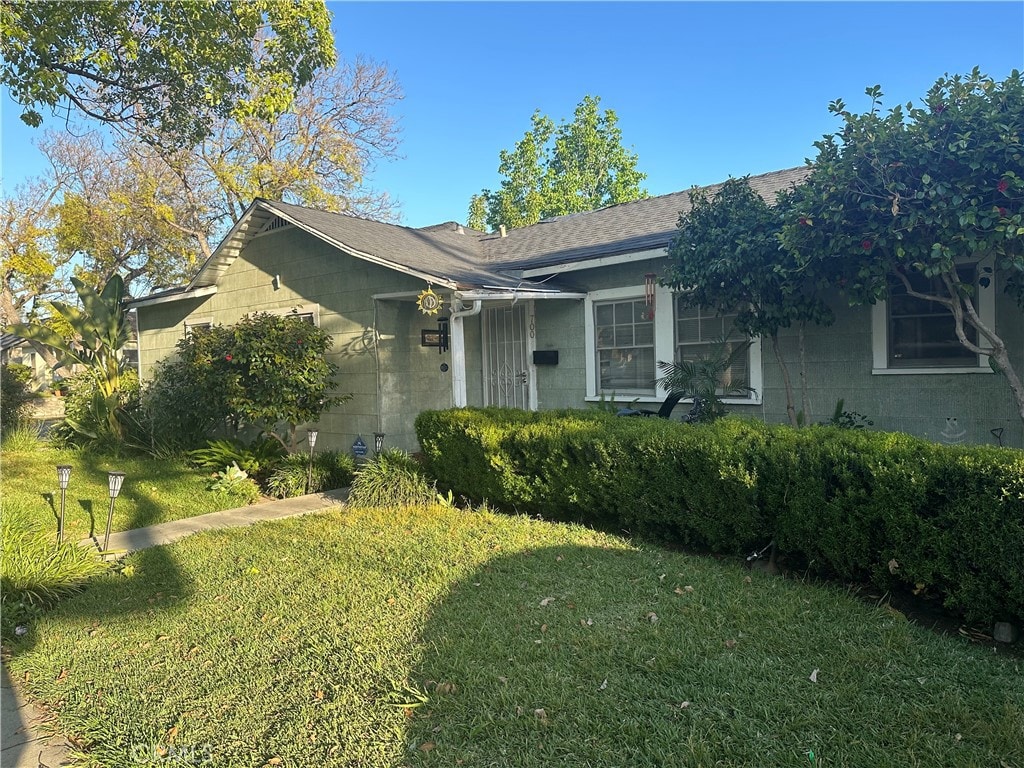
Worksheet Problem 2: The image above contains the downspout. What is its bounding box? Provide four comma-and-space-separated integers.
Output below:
449, 298, 482, 407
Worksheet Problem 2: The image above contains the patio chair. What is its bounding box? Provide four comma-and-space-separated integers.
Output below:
616, 391, 684, 419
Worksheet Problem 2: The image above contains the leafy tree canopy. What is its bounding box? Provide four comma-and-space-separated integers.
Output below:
667, 178, 832, 339
782, 68, 1024, 426
0, 0, 336, 148
468, 95, 648, 231
667, 177, 834, 425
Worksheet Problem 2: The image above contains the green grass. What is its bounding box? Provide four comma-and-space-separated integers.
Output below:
5, 504, 1022, 767
1, 446, 257, 542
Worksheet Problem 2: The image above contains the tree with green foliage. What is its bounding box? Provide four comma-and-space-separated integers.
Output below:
666, 177, 834, 425
147, 313, 350, 450
3, 56, 402, 316
5, 274, 131, 442
782, 69, 1024, 428
0, 0, 336, 148
468, 96, 647, 231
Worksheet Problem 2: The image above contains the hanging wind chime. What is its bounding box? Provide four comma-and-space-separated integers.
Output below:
643, 273, 656, 321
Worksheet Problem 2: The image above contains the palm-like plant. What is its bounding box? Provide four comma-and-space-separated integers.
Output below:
656, 337, 754, 423
5, 275, 131, 440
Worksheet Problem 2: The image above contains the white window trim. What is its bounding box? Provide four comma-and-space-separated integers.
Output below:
264, 303, 321, 327
183, 317, 213, 338
871, 264, 994, 375
584, 285, 762, 405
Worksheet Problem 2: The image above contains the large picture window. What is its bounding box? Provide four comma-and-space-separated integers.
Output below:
887, 269, 977, 368
675, 300, 751, 396
595, 298, 656, 393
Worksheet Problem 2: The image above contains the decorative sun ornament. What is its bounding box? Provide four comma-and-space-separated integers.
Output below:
417, 287, 443, 316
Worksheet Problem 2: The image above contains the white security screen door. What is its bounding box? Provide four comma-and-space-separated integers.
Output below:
482, 302, 536, 409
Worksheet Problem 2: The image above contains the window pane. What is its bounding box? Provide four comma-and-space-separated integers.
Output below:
675, 300, 751, 397
594, 298, 655, 393
888, 268, 978, 367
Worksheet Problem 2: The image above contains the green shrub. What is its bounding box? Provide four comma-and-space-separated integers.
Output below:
416, 407, 1024, 625
48, 368, 141, 450
1, 502, 109, 639
265, 449, 356, 499
348, 449, 435, 507
1, 362, 36, 435
189, 436, 287, 485
206, 462, 262, 505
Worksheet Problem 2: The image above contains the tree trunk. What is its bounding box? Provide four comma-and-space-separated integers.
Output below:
769, 333, 799, 427
989, 343, 1024, 435
798, 325, 811, 424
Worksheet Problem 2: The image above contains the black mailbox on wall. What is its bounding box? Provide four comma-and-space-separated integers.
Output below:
533, 350, 559, 366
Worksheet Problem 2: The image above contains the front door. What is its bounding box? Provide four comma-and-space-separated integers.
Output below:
482, 302, 535, 409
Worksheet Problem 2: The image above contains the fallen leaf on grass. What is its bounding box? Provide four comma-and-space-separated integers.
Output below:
724, 639, 737, 649
580, 618, 593, 627
647, 612, 659, 623
598, 679, 608, 691
679, 701, 691, 709
54, 669, 68, 684
540, 624, 547, 633
659, 573, 666, 582
888, 558, 900, 574
809, 669, 819, 683
419, 742, 435, 753
539, 597, 555, 607
534, 708, 548, 723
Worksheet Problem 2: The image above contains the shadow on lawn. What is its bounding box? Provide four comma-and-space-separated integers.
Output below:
398, 542, 1023, 768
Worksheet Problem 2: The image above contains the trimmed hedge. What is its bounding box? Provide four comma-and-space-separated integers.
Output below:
415, 408, 1024, 625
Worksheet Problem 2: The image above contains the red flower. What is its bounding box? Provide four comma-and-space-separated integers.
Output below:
997, 179, 1010, 193
798, 216, 808, 226
860, 239, 873, 251
999, 207, 1009, 217
224, 354, 233, 361
297, 339, 303, 345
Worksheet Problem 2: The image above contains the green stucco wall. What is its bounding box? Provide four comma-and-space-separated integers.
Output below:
137, 226, 1023, 453
136, 225, 457, 453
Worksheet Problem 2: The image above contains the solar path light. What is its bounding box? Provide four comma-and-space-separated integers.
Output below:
56, 464, 72, 549
103, 471, 126, 552
306, 429, 319, 494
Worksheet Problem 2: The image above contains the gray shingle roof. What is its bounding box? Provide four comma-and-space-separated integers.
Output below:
479, 166, 809, 271
174, 166, 810, 297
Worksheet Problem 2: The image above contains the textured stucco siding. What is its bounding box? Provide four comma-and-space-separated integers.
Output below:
136, 226, 457, 453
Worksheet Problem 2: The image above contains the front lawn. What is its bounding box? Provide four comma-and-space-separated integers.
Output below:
6, 504, 1022, 767
2, 446, 252, 541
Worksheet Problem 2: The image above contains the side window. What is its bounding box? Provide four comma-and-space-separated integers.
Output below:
184, 321, 212, 340
887, 267, 977, 368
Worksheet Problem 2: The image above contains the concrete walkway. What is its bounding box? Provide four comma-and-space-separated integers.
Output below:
1, 489, 348, 766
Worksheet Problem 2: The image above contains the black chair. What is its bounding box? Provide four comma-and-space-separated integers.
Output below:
616, 391, 684, 419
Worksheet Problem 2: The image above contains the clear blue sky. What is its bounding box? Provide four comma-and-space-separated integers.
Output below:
3, 1, 1023, 229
